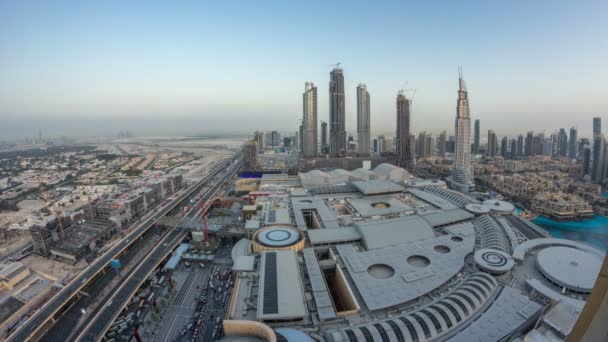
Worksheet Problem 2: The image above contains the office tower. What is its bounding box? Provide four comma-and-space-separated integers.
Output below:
524, 131, 534, 156
487, 130, 497, 157
579, 138, 590, 156
295, 128, 301, 151
593, 117, 601, 136
510, 139, 517, 159
447, 135, 456, 153
254, 131, 265, 152
377, 135, 386, 153
373, 139, 378, 154
271, 131, 281, 147
396, 91, 414, 170
533, 133, 544, 156
517, 134, 524, 157
501, 136, 508, 157
593, 134, 605, 183
329, 67, 346, 157
320, 121, 328, 155
557, 128, 568, 157
473, 119, 480, 154
438, 131, 447, 158
243, 140, 258, 170
356, 84, 371, 156
569, 127, 577, 159
581, 146, 591, 177
302, 82, 318, 158
416, 132, 427, 158
450, 70, 474, 192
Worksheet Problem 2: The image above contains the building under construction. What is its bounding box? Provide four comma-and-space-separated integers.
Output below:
243, 140, 258, 171
29, 215, 117, 263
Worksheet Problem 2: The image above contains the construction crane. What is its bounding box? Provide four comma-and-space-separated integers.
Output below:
36, 175, 65, 239
329, 62, 341, 69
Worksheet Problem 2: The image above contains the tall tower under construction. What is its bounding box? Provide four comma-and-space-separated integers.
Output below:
357, 84, 370, 156
302, 82, 318, 158
329, 67, 346, 157
396, 91, 414, 170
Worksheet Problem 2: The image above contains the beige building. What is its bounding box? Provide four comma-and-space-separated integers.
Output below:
0, 262, 30, 291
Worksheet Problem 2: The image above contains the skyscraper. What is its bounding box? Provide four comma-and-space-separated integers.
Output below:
302, 82, 318, 158
557, 128, 568, 157
517, 134, 524, 157
396, 91, 414, 170
329, 67, 346, 157
243, 140, 258, 170
510, 139, 517, 159
450, 70, 474, 192
320, 121, 328, 155
593, 135, 607, 183
254, 131, 265, 152
487, 130, 497, 157
438, 130, 447, 159
524, 131, 534, 156
593, 117, 601, 137
473, 119, 480, 154
568, 126, 577, 159
356, 84, 371, 156
501, 136, 508, 157
581, 146, 591, 178
592, 117, 603, 183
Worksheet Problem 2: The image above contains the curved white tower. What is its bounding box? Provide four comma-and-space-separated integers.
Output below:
450, 69, 475, 192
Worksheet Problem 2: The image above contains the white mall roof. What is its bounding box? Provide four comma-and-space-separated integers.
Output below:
355, 216, 435, 250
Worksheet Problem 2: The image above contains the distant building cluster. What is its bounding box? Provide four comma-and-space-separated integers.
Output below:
27, 173, 183, 263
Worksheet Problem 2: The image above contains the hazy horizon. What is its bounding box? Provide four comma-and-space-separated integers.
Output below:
1, 0, 606, 140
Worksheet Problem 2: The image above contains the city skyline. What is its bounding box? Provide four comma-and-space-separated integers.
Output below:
1, 1, 607, 139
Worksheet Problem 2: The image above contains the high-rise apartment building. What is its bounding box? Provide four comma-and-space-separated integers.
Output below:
254, 131, 265, 152
593, 135, 606, 183
517, 134, 524, 157
243, 140, 258, 170
302, 82, 318, 158
320, 121, 328, 155
473, 119, 480, 154
510, 139, 517, 159
524, 131, 534, 156
450, 71, 474, 192
396, 91, 414, 170
329, 67, 346, 157
487, 130, 497, 157
569, 127, 577, 159
356, 84, 371, 156
593, 117, 601, 136
557, 128, 568, 157
581, 146, 591, 178
438, 131, 447, 158
377, 135, 387, 153
501, 136, 508, 157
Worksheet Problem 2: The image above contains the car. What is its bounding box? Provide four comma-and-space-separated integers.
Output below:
180, 329, 188, 336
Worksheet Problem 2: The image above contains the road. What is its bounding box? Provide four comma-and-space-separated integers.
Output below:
75, 158, 241, 341
6, 156, 239, 342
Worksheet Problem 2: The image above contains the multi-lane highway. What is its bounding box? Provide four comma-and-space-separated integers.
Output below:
6, 156, 240, 342
75, 157, 241, 341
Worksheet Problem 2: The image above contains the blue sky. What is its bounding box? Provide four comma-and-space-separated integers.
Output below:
0, 0, 606, 139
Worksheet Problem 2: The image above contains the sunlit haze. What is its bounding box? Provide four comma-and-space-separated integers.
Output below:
1, 0, 607, 138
